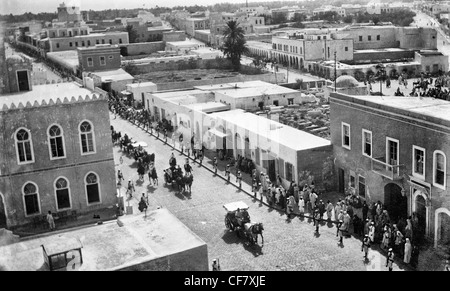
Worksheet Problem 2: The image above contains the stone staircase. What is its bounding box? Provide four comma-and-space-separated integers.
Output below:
0, 228, 20, 247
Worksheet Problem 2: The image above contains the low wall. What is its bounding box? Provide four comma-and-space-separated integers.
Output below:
155, 73, 286, 91
353, 50, 414, 62
120, 42, 165, 56
129, 57, 234, 74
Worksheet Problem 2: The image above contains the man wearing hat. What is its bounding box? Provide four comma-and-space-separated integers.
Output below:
386, 248, 395, 271
361, 234, 371, 259
236, 170, 242, 188
337, 220, 345, 244
225, 164, 231, 182
212, 259, 221, 271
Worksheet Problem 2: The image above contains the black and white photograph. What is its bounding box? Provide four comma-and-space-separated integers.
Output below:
0, 0, 449, 274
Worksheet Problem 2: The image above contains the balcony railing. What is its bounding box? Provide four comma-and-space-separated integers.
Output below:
371, 156, 404, 180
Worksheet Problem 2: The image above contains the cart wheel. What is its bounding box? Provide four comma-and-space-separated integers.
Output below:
224, 217, 232, 230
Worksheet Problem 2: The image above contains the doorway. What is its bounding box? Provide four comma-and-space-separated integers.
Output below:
338, 168, 345, 193
0, 194, 6, 229
384, 183, 407, 222
268, 159, 276, 182
17, 70, 30, 91
415, 194, 427, 236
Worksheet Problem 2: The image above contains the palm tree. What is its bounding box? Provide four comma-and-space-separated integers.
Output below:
221, 20, 249, 71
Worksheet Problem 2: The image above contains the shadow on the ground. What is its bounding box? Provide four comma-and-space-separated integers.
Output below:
221, 230, 241, 245
243, 242, 264, 257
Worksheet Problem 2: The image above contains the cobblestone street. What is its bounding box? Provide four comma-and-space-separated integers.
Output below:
110, 114, 410, 271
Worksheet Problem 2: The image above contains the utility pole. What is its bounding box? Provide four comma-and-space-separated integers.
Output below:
334, 51, 337, 92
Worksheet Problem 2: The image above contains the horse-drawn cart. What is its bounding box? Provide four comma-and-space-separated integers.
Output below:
223, 201, 264, 246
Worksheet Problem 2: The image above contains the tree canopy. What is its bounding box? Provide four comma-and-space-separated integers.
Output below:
221, 20, 249, 72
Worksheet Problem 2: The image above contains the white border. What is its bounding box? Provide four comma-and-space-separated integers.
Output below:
47, 123, 67, 160
433, 150, 446, 190
54, 176, 73, 211
22, 181, 41, 217
412, 145, 426, 181
84, 171, 102, 205
14, 127, 35, 165
78, 120, 97, 156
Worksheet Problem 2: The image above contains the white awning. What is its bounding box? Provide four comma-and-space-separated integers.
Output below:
208, 128, 228, 138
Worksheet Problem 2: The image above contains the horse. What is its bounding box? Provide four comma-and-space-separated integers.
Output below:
244, 222, 264, 246
175, 175, 185, 193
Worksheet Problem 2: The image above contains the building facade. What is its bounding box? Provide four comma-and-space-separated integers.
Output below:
330, 92, 450, 249
77, 45, 121, 72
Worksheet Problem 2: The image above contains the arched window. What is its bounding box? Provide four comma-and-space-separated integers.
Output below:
48, 125, 65, 159
15, 128, 34, 164
85, 173, 100, 204
79, 121, 95, 154
55, 177, 71, 210
433, 151, 446, 189
23, 183, 40, 216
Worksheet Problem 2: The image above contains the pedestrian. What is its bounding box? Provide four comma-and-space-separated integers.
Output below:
117, 170, 124, 186
138, 193, 148, 213
287, 195, 295, 218
386, 248, 395, 271
252, 178, 258, 198
236, 170, 242, 188
298, 196, 305, 217
212, 259, 221, 271
47, 211, 56, 231
394, 226, 404, 257
258, 183, 264, 202
337, 220, 345, 244
309, 190, 318, 210
213, 157, 218, 174
403, 238, 412, 264
314, 208, 320, 233
362, 201, 369, 221
364, 219, 370, 235
382, 225, 391, 251
368, 221, 376, 243
326, 200, 334, 221
225, 164, 231, 182
127, 180, 135, 198
361, 234, 371, 259
334, 201, 342, 221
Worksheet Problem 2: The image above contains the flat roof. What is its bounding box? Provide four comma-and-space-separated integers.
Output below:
127, 81, 157, 88
246, 40, 272, 50
185, 101, 230, 113
0, 208, 206, 271
210, 109, 331, 151
331, 94, 450, 125
166, 40, 200, 47
0, 82, 93, 108
195, 81, 297, 99
93, 68, 134, 82
354, 48, 411, 53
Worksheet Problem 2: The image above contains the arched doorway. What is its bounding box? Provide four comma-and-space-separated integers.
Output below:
234, 133, 242, 157
0, 193, 6, 229
384, 183, 407, 222
300, 58, 304, 69
244, 137, 251, 159
434, 208, 450, 249
226, 129, 233, 158
414, 193, 427, 236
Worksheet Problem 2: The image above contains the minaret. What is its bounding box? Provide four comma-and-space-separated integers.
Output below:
246, 0, 248, 8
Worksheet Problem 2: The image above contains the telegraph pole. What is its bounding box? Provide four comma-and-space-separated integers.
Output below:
334, 51, 337, 92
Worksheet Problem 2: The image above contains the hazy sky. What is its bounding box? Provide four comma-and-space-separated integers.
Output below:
0, 0, 282, 15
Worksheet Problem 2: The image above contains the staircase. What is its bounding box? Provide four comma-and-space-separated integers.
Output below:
0, 228, 20, 247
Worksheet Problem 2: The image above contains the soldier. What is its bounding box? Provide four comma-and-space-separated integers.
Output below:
225, 164, 231, 182
213, 157, 218, 174
236, 170, 242, 188
362, 234, 371, 259
386, 248, 395, 271
337, 220, 344, 244
212, 259, 221, 271
314, 208, 321, 233
127, 180, 135, 199
184, 159, 193, 174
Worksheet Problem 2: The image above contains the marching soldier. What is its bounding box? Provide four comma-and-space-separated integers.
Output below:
225, 164, 231, 182
236, 170, 242, 188
314, 208, 320, 233
362, 234, 371, 259
386, 248, 395, 271
213, 157, 218, 174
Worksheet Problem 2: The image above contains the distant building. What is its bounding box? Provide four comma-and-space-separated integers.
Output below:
77, 45, 121, 72
57, 2, 82, 23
